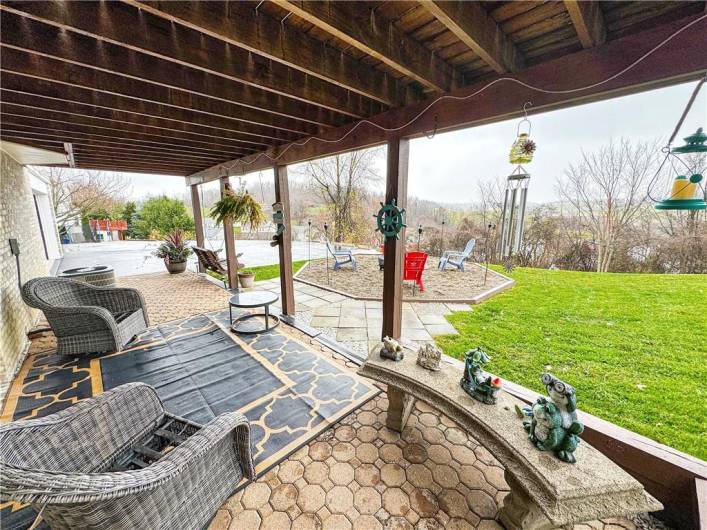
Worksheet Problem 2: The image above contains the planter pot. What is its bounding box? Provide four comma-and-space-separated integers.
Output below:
165, 260, 187, 274
238, 272, 255, 288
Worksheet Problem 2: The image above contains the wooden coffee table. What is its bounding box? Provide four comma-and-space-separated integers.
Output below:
228, 291, 280, 334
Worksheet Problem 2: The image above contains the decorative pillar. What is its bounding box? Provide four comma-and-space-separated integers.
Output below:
274, 165, 295, 316
190, 184, 205, 272
219, 176, 239, 290
382, 137, 409, 340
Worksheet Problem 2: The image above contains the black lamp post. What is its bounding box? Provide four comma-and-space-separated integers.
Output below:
484, 223, 496, 285
307, 219, 312, 264
417, 224, 423, 251
440, 219, 446, 254
324, 222, 329, 285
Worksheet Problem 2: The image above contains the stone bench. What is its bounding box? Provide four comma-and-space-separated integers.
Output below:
358, 348, 662, 530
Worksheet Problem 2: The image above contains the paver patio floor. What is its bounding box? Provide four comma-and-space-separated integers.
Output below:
13, 272, 638, 530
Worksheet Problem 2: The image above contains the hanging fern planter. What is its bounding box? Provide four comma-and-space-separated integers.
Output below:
210, 184, 267, 287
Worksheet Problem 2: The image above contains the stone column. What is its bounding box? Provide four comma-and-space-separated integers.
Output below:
497, 473, 555, 530
385, 385, 415, 432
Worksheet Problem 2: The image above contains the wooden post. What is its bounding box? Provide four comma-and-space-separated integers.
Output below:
190, 183, 205, 272
219, 176, 239, 290
274, 165, 295, 316
382, 136, 409, 340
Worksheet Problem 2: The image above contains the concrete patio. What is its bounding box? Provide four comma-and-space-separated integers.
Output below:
9, 271, 640, 530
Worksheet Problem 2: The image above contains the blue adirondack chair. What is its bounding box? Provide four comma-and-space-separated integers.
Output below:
438, 239, 476, 272
326, 239, 357, 270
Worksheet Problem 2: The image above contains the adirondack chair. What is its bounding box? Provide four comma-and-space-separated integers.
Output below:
193, 247, 243, 280
325, 239, 357, 270
404, 251, 428, 294
438, 239, 475, 272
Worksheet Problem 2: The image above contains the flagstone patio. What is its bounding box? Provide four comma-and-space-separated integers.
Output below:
11, 271, 640, 530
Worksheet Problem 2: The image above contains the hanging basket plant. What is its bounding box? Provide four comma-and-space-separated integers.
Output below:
211, 184, 267, 230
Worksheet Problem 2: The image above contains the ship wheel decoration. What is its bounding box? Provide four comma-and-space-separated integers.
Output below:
374, 199, 407, 239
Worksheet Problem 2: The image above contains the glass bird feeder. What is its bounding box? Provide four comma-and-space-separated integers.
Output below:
655, 127, 707, 211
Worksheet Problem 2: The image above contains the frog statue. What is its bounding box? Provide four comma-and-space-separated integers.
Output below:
380, 336, 404, 361
516, 373, 584, 464
460, 348, 502, 405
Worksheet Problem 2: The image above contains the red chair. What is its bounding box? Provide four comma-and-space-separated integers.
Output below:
404, 251, 428, 294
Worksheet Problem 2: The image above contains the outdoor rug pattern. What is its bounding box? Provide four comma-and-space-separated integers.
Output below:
0, 309, 379, 529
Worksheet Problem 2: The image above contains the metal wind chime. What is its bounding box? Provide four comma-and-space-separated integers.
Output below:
498, 102, 536, 259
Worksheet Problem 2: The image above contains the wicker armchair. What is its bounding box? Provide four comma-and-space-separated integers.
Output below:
0, 383, 255, 530
21, 276, 149, 356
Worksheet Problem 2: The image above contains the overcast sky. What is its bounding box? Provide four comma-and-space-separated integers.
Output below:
123, 81, 705, 205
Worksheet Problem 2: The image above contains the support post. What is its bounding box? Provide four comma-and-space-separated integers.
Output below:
219, 176, 239, 290
274, 165, 295, 316
382, 137, 409, 340
190, 184, 205, 272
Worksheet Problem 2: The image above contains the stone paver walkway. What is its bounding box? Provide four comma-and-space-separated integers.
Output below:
254, 278, 469, 357
15, 272, 638, 530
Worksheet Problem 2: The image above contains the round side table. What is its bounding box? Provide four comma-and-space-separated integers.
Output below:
228, 291, 280, 334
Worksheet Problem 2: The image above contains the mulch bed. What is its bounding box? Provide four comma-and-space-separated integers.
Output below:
296, 254, 508, 301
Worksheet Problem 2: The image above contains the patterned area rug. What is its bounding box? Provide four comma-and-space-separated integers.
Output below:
1, 309, 379, 529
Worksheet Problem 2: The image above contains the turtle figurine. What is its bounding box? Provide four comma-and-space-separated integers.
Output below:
460, 348, 502, 405
516, 373, 584, 463
380, 336, 404, 361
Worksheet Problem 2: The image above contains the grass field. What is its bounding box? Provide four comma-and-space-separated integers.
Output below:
436, 267, 707, 460
207, 260, 308, 284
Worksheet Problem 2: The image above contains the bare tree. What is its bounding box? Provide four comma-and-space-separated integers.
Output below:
31, 167, 131, 229
557, 139, 657, 272
299, 148, 383, 243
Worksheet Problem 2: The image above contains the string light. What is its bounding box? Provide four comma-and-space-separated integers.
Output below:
216, 13, 707, 174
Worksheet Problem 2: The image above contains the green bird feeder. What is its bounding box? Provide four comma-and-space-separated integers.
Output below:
655, 128, 707, 211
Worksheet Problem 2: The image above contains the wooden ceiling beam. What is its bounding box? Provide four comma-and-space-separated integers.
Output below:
0, 111, 253, 157
419, 1, 524, 73
188, 13, 707, 183
2, 120, 245, 158
1, 47, 316, 141
272, 0, 456, 93
0, 1, 379, 119
125, 0, 416, 108
1, 80, 276, 148
0, 124, 239, 162
0, 92, 266, 150
564, 1, 607, 49
0, 13, 346, 130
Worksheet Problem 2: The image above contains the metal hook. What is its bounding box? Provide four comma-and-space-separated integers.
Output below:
516, 101, 533, 137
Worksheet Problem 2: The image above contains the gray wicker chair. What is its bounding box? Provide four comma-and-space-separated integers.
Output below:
0, 382, 255, 530
21, 276, 149, 356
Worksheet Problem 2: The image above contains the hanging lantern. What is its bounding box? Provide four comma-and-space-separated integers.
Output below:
509, 133, 536, 165
655, 128, 707, 211
509, 102, 536, 165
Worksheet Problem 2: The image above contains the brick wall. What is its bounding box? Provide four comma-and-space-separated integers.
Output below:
0, 152, 50, 396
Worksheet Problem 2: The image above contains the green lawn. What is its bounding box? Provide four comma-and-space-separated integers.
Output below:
436, 267, 707, 460
207, 260, 308, 284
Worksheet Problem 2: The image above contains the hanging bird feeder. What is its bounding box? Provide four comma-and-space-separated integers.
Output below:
652, 75, 707, 211
655, 128, 707, 211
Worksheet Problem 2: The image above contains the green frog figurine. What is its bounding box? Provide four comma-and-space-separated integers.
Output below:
516, 373, 584, 463
460, 348, 502, 405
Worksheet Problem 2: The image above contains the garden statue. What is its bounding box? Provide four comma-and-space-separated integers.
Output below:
416, 343, 442, 371
460, 348, 502, 404
516, 373, 584, 464
380, 336, 404, 361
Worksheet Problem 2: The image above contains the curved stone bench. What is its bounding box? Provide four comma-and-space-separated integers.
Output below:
358, 349, 662, 530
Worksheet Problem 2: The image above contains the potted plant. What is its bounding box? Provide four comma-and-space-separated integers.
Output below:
210, 181, 266, 288
154, 229, 192, 274
237, 268, 256, 288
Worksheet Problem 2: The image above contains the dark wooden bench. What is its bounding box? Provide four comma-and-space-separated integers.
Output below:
358, 347, 662, 530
